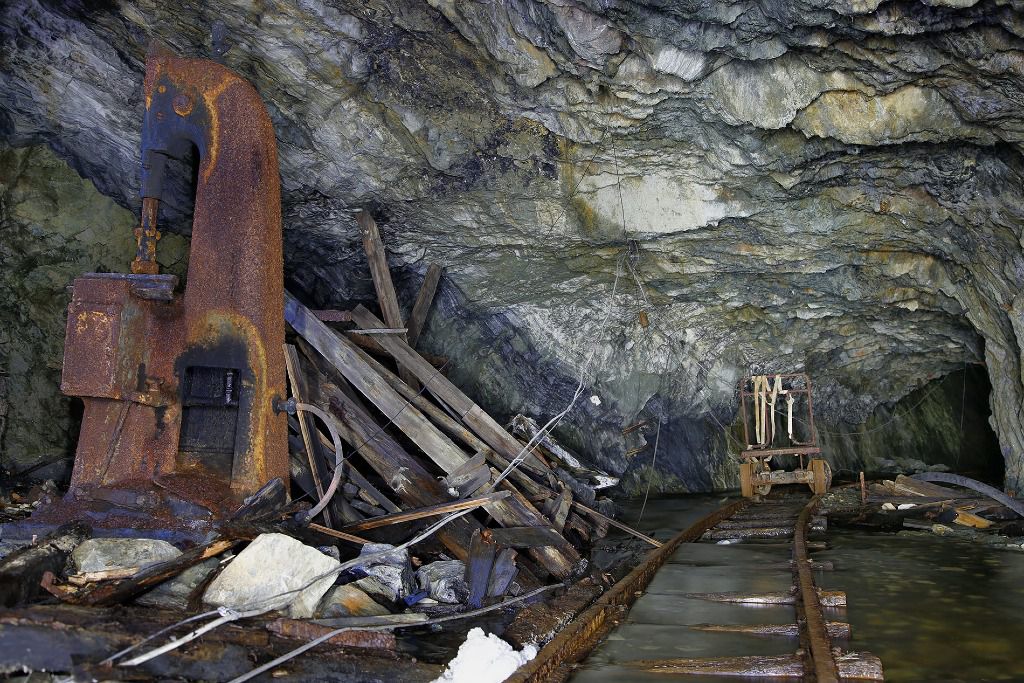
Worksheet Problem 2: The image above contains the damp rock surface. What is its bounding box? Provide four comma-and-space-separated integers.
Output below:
1, 2, 1022, 492
71, 537, 180, 574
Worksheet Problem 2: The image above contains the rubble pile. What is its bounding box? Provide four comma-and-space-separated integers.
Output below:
0, 213, 643, 682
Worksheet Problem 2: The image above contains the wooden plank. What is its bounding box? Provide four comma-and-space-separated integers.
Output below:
351, 304, 473, 415
284, 344, 333, 526
406, 263, 442, 349
345, 339, 489, 453
309, 425, 401, 514
307, 523, 372, 545
489, 526, 569, 548
356, 209, 418, 389
337, 491, 511, 533
443, 452, 491, 498
550, 486, 572, 533
311, 309, 352, 322
466, 529, 497, 608
356, 210, 405, 339
351, 305, 548, 473
345, 330, 449, 369
288, 293, 579, 578
316, 380, 479, 561
487, 548, 518, 598
286, 292, 470, 474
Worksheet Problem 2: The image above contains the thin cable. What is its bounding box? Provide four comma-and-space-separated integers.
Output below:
225, 583, 563, 683
636, 409, 661, 525
106, 507, 477, 669
490, 252, 627, 490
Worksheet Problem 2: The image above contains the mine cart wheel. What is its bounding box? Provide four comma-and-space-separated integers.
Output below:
740, 462, 755, 498
753, 459, 772, 497
810, 458, 832, 495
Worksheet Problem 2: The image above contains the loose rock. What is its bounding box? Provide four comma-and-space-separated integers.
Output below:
417, 560, 468, 604
136, 557, 222, 611
317, 584, 390, 618
71, 538, 180, 574
352, 543, 416, 605
203, 533, 339, 618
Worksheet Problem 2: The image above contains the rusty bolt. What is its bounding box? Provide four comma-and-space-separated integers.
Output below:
173, 94, 194, 116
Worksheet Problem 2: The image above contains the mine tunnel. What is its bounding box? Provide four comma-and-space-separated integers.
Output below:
1, 1, 1024, 682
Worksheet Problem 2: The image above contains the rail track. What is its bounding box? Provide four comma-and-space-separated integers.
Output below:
509, 490, 883, 682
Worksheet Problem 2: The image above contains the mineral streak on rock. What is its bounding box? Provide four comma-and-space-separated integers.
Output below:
1, 1, 1022, 492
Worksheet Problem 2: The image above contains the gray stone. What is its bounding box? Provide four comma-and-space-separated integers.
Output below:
352, 543, 416, 605
416, 560, 468, 604
136, 557, 221, 611
71, 538, 180, 574
316, 584, 391, 618
203, 533, 339, 618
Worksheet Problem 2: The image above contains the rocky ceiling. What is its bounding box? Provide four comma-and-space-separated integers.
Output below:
1, 0, 1022, 493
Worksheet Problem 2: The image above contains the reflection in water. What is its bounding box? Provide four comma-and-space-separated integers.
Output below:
571, 495, 1024, 683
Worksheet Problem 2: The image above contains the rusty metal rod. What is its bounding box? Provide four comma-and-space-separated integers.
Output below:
793, 495, 840, 683
507, 498, 750, 683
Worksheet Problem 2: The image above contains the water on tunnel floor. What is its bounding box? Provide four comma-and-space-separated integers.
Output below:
571, 494, 1024, 683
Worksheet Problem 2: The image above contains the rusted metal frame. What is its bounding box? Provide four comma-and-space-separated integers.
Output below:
507, 498, 750, 683
793, 495, 840, 683
739, 373, 817, 450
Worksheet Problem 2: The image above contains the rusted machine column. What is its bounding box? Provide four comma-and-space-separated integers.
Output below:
36, 45, 287, 536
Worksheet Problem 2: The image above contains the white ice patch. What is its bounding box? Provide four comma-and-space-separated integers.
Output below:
593, 475, 620, 489
432, 627, 538, 683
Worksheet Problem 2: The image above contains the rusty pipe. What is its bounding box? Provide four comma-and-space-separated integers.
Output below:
131, 197, 161, 274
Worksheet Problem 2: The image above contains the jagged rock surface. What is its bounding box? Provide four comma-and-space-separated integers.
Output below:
1, 0, 1021, 492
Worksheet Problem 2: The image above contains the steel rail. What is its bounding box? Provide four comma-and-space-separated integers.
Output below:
793, 494, 840, 682
507, 498, 750, 683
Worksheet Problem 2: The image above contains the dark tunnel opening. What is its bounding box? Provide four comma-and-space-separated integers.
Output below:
826, 365, 1005, 486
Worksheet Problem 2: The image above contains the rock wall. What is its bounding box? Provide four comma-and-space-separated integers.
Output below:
1, 0, 1021, 491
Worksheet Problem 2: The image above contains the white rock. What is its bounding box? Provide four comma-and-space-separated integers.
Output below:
71, 538, 180, 574
203, 533, 339, 618
897, 503, 916, 510
432, 627, 537, 683
881, 503, 896, 511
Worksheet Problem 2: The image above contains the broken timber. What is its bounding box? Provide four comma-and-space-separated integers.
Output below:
285, 292, 579, 578
356, 210, 418, 390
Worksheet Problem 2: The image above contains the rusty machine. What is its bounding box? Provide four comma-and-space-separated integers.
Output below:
12, 46, 289, 540
737, 373, 831, 498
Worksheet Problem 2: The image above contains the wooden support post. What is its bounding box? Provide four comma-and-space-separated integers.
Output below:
489, 526, 570, 548
466, 529, 498, 608
356, 210, 418, 389
407, 264, 442, 349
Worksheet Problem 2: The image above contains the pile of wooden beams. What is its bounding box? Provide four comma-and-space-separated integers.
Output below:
282, 210, 625, 599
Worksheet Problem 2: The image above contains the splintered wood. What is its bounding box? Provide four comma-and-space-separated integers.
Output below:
279, 209, 628, 601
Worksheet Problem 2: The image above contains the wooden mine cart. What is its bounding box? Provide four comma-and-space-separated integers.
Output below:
737, 373, 831, 498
